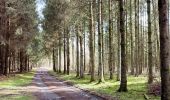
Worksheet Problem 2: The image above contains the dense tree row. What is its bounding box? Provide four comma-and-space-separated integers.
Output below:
0, 0, 38, 76
1, 0, 169, 99
42, 0, 170, 99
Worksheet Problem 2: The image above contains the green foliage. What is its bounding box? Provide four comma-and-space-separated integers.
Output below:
27, 31, 45, 63
7, 0, 39, 44
42, 0, 89, 56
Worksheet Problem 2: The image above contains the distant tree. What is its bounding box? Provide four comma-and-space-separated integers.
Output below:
76, 26, 80, 77
108, 0, 114, 80
67, 28, 70, 75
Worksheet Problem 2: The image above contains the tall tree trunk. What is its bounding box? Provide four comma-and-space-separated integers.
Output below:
117, 5, 121, 81
125, 0, 128, 72
134, 0, 139, 76
20, 50, 23, 73
118, 0, 127, 92
109, 0, 113, 80
59, 36, 62, 73
98, 0, 104, 83
0, 0, 5, 75
101, 0, 105, 75
53, 48, 56, 72
93, 0, 96, 70
147, 0, 153, 84
67, 28, 70, 75
4, 17, 10, 75
72, 38, 75, 71
27, 56, 29, 72
84, 21, 86, 72
89, 0, 95, 82
4, 44, 9, 75
79, 25, 84, 78
130, 0, 134, 75
64, 29, 66, 74
152, 0, 160, 73
76, 26, 80, 77
158, 0, 170, 99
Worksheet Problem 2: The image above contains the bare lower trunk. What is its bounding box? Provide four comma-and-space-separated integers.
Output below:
89, 0, 95, 82
158, 0, 170, 99
109, 0, 113, 80
67, 28, 70, 75
147, 0, 153, 84
59, 38, 62, 73
118, 0, 127, 92
64, 29, 66, 74
98, 0, 104, 83
80, 25, 84, 78
76, 26, 80, 77
53, 48, 56, 72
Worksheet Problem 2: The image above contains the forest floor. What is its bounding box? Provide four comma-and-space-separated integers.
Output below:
0, 71, 36, 100
49, 71, 161, 100
0, 68, 106, 100
0, 68, 161, 100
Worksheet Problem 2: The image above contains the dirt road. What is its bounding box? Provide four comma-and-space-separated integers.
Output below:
31, 68, 104, 100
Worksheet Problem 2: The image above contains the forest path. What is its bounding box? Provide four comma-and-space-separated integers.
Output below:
31, 68, 104, 100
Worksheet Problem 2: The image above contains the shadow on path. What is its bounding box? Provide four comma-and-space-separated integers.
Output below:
30, 68, 104, 100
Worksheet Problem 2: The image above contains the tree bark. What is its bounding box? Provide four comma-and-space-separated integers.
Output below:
130, 0, 134, 75
158, 0, 170, 99
76, 26, 80, 77
134, 0, 139, 76
59, 36, 62, 73
64, 28, 66, 74
79, 25, 84, 78
147, 0, 153, 84
89, 0, 95, 82
109, 0, 113, 80
53, 48, 56, 72
98, 0, 104, 83
118, 0, 128, 92
67, 28, 70, 75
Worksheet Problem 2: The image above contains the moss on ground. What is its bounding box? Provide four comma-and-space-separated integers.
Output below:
0, 72, 36, 100
49, 71, 160, 100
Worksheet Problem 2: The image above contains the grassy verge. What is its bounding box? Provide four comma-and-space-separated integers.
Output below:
0, 72, 36, 100
49, 71, 160, 100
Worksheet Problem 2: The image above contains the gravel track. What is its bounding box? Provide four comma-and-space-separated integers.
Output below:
32, 68, 104, 100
